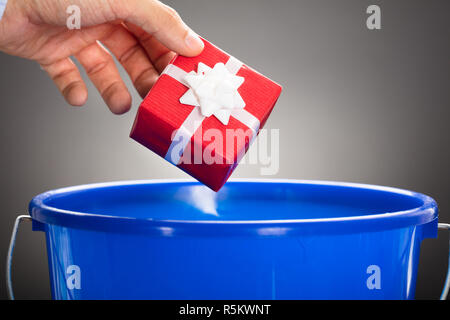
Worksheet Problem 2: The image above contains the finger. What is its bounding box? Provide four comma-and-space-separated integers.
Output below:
33, 24, 117, 66
120, 0, 204, 57
124, 22, 176, 73
101, 25, 159, 98
41, 58, 88, 106
75, 42, 131, 114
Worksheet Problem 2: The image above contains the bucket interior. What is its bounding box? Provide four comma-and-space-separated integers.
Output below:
40, 181, 425, 221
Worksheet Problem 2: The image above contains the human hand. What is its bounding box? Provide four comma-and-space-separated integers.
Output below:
0, 0, 204, 114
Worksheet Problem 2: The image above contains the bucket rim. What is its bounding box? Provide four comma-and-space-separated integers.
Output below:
29, 179, 438, 236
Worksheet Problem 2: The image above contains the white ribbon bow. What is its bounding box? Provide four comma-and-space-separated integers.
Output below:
162, 56, 260, 165
180, 62, 246, 125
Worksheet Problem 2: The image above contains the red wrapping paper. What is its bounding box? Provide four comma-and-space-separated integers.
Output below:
130, 38, 282, 191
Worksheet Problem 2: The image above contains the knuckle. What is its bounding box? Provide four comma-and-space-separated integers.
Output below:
100, 80, 120, 98
118, 43, 141, 64
86, 60, 109, 76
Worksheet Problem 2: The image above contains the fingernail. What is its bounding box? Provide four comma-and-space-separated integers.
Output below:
185, 30, 204, 52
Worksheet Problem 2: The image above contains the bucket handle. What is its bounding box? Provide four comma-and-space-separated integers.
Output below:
6, 215, 31, 300
5, 215, 450, 300
438, 223, 450, 300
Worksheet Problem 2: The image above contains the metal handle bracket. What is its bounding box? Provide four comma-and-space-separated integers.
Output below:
6, 215, 31, 300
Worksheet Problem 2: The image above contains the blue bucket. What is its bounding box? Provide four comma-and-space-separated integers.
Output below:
7, 180, 450, 299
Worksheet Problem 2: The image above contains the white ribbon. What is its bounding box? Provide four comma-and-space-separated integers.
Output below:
162, 57, 260, 165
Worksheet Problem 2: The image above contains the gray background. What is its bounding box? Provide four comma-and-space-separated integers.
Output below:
0, 0, 449, 299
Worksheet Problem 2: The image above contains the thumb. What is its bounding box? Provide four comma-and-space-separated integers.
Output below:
119, 0, 204, 57
25, 0, 204, 57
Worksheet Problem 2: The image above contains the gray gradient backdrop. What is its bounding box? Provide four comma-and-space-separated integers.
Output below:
0, 0, 449, 299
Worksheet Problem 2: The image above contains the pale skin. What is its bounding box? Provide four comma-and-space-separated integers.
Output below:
0, 0, 204, 114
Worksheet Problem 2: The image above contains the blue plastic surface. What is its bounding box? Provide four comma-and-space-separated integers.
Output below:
29, 180, 438, 299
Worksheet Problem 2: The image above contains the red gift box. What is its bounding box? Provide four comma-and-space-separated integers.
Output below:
130, 38, 282, 191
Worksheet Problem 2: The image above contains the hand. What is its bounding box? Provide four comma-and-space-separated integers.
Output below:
0, 0, 204, 114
